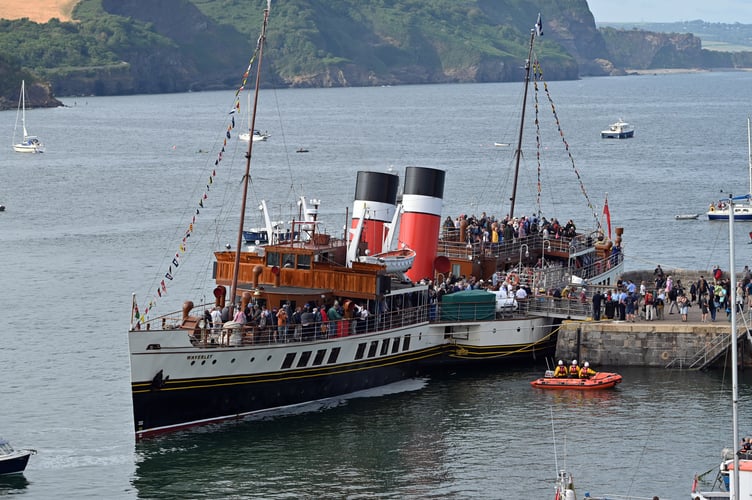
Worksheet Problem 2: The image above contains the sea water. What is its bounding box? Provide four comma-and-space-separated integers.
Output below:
1, 71, 752, 498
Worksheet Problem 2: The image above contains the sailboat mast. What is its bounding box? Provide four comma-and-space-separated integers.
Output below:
508, 27, 537, 220
747, 117, 751, 198
21, 80, 27, 137
729, 199, 740, 500
230, 2, 270, 309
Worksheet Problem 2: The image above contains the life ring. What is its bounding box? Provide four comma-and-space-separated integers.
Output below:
660, 351, 669, 360
709, 205, 715, 212
507, 273, 520, 286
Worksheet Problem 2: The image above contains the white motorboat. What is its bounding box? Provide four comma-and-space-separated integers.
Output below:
600, 119, 634, 139
238, 129, 270, 142
0, 439, 36, 475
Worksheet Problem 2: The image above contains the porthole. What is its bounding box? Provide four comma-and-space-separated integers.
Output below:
231, 358, 236, 363
249, 357, 255, 363
212, 359, 217, 365
190, 360, 196, 366
201, 360, 206, 365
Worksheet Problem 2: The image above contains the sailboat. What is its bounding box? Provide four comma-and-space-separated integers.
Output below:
692, 199, 747, 499
12, 80, 44, 153
238, 91, 270, 142
707, 118, 752, 220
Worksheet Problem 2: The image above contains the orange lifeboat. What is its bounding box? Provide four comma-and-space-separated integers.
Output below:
530, 371, 622, 390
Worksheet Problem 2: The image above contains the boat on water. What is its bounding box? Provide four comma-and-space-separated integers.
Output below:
238, 129, 270, 142
676, 213, 700, 220
0, 439, 36, 475
530, 370, 622, 390
707, 117, 752, 221
600, 119, 634, 139
12, 80, 44, 153
127, 9, 625, 439
692, 199, 748, 499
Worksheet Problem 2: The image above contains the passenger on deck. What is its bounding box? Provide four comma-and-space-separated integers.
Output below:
553, 360, 568, 378
210, 306, 223, 334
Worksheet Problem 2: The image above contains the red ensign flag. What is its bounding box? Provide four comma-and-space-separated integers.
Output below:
603, 196, 612, 239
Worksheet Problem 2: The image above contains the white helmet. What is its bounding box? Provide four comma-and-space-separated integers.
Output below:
584, 362, 590, 368
572, 359, 578, 365
558, 360, 564, 366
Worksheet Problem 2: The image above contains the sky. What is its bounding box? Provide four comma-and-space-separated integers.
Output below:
588, 0, 752, 24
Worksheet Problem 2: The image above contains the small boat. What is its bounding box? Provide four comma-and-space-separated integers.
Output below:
0, 439, 36, 475
358, 248, 416, 274
12, 80, 44, 153
600, 119, 634, 139
530, 370, 622, 390
296, 147, 309, 153
675, 213, 700, 220
0, 205, 5, 212
238, 129, 270, 142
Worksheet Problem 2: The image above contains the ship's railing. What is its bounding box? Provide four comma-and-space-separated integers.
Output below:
133, 301, 433, 347
431, 293, 591, 323
437, 231, 581, 261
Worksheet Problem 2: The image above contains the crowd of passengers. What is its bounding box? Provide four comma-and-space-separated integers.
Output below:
443, 212, 579, 245
203, 299, 372, 344
433, 271, 590, 305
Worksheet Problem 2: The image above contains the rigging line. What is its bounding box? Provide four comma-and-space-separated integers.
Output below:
534, 61, 602, 233
533, 57, 542, 220
270, 88, 302, 202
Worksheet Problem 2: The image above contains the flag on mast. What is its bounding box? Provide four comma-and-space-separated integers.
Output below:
603, 194, 612, 239
535, 13, 543, 37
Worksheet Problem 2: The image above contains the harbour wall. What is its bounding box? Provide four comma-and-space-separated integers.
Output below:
555, 320, 735, 369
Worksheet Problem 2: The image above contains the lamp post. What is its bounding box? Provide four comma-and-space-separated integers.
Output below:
519, 243, 529, 274
568, 242, 576, 285
541, 240, 551, 268
540, 240, 551, 290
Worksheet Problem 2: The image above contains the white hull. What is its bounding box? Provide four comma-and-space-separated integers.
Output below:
13, 142, 43, 153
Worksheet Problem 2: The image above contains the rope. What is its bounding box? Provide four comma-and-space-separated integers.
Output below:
533, 60, 601, 232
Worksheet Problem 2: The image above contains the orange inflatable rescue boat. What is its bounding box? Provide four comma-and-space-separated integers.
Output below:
530, 371, 622, 390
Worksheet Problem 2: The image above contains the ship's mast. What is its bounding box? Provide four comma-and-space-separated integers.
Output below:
230, 2, 270, 310
509, 17, 540, 220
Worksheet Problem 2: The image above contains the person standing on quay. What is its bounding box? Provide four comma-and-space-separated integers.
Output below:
678, 293, 689, 322
592, 289, 603, 321
656, 289, 665, 320
708, 292, 717, 322
644, 289, 655, 321
699, 294, 709, 322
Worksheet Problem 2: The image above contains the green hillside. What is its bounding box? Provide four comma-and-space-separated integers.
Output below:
0, 0, 583, 97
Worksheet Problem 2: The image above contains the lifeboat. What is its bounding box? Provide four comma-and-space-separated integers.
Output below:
530, 371, 622, 390
358, 248, 416, 273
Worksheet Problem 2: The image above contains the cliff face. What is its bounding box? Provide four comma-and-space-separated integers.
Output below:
600, 28, 704, 69
0, 81, 62, 109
